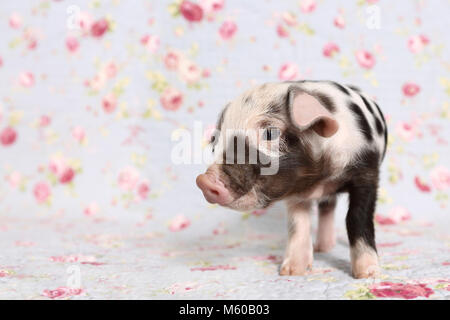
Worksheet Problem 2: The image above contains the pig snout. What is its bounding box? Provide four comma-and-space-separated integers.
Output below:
196, 172, 232, 206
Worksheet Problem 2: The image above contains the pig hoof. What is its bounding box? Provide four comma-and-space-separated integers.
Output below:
352, 253, 379, 279
279, 258, 312, 276
314, 239, 336, 252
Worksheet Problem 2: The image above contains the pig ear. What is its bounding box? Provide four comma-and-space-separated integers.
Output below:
288, 88, 339, 138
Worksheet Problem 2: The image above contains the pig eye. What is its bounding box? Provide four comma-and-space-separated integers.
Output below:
262, 127, 280, 141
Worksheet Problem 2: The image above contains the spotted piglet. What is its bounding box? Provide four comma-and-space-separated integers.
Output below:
196, 81, 387, 278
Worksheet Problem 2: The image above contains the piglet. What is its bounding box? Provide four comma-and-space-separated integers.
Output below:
196, 81, 387, 278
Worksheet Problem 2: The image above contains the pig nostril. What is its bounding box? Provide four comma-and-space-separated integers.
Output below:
210, 189, 219, 196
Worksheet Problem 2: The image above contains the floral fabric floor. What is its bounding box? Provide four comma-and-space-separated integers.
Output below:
1, 201, 449, 300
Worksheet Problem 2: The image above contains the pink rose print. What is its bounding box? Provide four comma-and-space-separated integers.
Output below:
375, 206, 411, 225
0, 56, 3, 68
282, 12, 297, 27
0, 270, 12, 277
0, 127, 17, 146
430, 166, 450, 191
141, 34, 160, 53
200, 0, 224, 15
19, 72, 35, 88
179, 60, 201, 84
42, 287, 84, 299
251, 209, 267, 216
160, 87, 183, 111
414, 176, 431, 192
355, 50, 376, 69
180, 1, 204, 22
369, 282, 434, 299
407, 35, 429, 54
9, 13, 22, 29
33, 182, 51, 204
39, 115, 51, 127
396, 121, 417, 141
118, 166, 140, 191
59, 167, 75, 184
6, 171, 22, 188
66, 36, 79, 53
169, 214, 191, 231
72, 126, 86, 143
102, 93, 117, 113
402, 83, 420, 97
300, 0, 316, 13
278, 63, 299, 81
90, 18, 109, 38
137, 181, 151, 200
84, 202, 99, 216
104, 61, 118, 79
323, 42, 340, 58
75, 12, 93, 33
164, 51, 181, 70
276, 24, 289, 38
219, 21, 237, 40
334, 14, 345, 29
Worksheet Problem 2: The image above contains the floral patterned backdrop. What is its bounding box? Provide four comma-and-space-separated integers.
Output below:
0, 0, 449, 300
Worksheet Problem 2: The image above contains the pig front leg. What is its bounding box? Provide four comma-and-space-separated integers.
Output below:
346, 183, 379, 279
314, 195, 337, 252
280, 200, 313, 276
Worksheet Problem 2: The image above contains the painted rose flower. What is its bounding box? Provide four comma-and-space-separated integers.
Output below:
375, 206, 411, 225
39, 115, 51, 127
396, 121, 416, 141
369, 282, 433, 299
180, 1, 204, 22
6, 171, 22, 188
219, 21, 237, 40
34, 182, 51, 204
66, 36, 79, 53
276, 24, 289, 38
137, 181, 151, 200
19, 72, 35, 88
42, 287, 84, 299
278, 63, 299, 81
103, 62, 118, 79
169, 214, 191, 231
414, 176, 431, 192
282, 12, 297, 26
0, 56, 3, 68
200, 0, 224, 15
407, 35, 429, 54
141, 34, 160, 53
179, 59, 201, 84
9, 13, 22, 29
164, 51, 181, 70
102, 93, 117, 113
72, 126, 86, 143
300, 0, 316, 13
323, 42, 340, 58
90, 18, 109, 38
76, 12, 93, 33
118, 166, 140, 191
160, 87, 183, 111
355, 50, 376, 69
84, 202, 99, 216
334, 14, 345, 29
402, 83, 420, 97
59, 167, 75, 184
430, 166, 450, 191
0, 127, 17, 146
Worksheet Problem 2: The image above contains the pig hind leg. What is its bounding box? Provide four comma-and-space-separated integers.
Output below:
314, 195, 337, 252
346, 179, 379, 279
